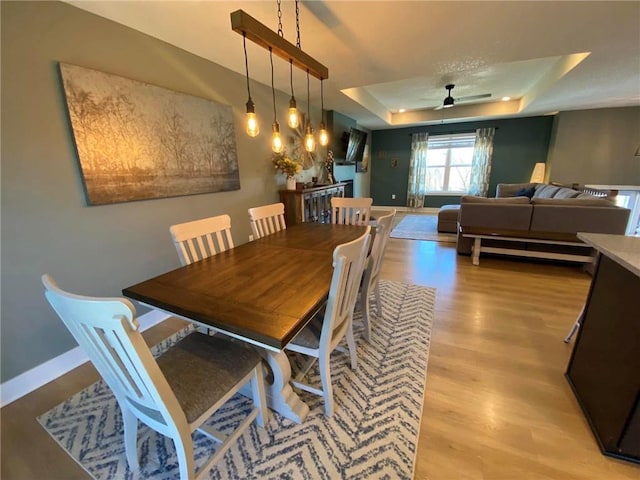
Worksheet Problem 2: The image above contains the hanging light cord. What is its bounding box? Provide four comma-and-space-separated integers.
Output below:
243, 32, 251, 100
306, 69, 311, 118
295, 0, 301, 48
290, 60, 295, 97
270, 47, 277, 120
320, 77, 324, 112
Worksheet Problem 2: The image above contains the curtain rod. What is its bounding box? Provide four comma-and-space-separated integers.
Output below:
408, 127, 499, 136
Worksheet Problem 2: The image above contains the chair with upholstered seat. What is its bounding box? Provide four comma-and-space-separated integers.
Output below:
330, 197, 373, 226
285, 226, 371, 417
248, 202, 286, 240
170, 214, 234, 266
360, 209, 397, 341
42, 274, 267, 479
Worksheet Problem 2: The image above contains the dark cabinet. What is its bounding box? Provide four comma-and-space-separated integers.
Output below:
620, 403, 640, 458
279, 183, 345, 226
566, 253, 640, 463
342, 179, 353, 198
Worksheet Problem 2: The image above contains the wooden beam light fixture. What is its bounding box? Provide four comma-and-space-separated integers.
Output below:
231, 7, 329, 151
231, 10, 329, 80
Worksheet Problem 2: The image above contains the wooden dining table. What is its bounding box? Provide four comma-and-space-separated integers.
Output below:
123, 222, 369, 423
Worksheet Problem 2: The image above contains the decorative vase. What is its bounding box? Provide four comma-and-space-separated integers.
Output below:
286, 176, 296, 190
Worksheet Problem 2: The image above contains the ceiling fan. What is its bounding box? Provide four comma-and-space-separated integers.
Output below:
439, 84, 491, 109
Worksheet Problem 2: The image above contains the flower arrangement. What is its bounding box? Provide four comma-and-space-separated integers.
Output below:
325, 150, 336, 184
272, 154, 302, 178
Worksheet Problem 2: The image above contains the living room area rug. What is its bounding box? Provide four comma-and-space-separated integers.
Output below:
391, 214, 457, 243
37, 280, 435, 480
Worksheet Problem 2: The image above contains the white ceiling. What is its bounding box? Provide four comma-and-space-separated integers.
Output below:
67, 1, 640, 130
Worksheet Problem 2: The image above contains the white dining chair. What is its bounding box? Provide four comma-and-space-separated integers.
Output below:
331, 197, 373, 226
42, 274, 267, 480
170, 214, 234, 265
248, 202, 286, 240
360, 209, 397, 341
285, 226, 371, 417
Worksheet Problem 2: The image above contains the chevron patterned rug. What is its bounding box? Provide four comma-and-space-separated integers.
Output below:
38, 280, 435, 480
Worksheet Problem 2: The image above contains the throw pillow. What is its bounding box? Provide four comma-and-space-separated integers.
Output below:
515, 186, 535, 198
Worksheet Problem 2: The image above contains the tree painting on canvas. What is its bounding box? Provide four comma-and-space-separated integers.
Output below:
59, 63, 240, 205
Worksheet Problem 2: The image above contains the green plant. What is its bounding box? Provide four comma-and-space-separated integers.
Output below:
272, 155, 302, 177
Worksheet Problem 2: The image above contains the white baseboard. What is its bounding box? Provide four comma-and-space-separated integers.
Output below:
0, 309, 171, 407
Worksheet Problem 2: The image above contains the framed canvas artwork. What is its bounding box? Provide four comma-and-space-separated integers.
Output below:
59, 63, 240, 205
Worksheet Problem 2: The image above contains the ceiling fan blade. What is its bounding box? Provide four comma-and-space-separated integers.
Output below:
457, 93, 492, 102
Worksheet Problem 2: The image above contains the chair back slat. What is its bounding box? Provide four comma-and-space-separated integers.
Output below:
81, 323, 144, 398
170, 215, 234, 265
248, 203, 286, 240
42, 275, 183, 433
322, 227, 371, 345
330, 197, 373, 226
102, 328, 156, 401
366, 209, 397, 287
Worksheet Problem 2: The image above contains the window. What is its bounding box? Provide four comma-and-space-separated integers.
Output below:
614, 190, 640, 236
425, 133, 476, 193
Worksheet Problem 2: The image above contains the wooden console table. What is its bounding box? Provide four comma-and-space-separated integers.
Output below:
279, 183, 345, 226
566, 233, 640, 464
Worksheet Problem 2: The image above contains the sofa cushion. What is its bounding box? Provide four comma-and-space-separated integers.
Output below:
552, 188, 583, 199
461, 195, 530, 204
459, 202, 533, 231
496, 183, 536, 198
515, 186, 536, 198
533, 184, 562, 198
532, 197, 615, 207
530, 204, 629, 234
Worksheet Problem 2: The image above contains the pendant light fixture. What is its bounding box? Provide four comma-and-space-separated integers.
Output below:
231, 5, 329, 153
304, 70, 315, 152
318, 77, 329, 146
287, 60, 299, 128
269, 47, 284, 153
242, 32, 259, 137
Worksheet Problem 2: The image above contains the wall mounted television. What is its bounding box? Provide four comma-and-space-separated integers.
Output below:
344, 127, 368, 171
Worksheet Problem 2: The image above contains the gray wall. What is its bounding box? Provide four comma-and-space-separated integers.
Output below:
547, 107, 640, 186
0, 1, 317, 381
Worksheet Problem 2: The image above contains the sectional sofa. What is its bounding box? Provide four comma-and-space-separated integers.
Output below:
456, 183, 630, 265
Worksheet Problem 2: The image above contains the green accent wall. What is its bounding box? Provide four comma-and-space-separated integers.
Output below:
371, 116, 554, 207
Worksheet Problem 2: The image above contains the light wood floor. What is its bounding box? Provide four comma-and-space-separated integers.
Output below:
2, 238, 639, 479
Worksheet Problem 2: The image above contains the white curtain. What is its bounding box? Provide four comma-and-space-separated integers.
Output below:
406, 132, 429, 208
468, 127, 496, 197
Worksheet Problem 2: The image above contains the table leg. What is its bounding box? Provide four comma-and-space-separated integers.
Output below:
255, 349, 310, 423
472, 237, 481, 265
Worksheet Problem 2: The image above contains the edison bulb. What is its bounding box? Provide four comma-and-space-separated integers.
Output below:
271, 122, 284, 153
305, 132, 315, 152
287, 98, 299, 129
246, 112, 259, 137
318, 125, 329, 146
